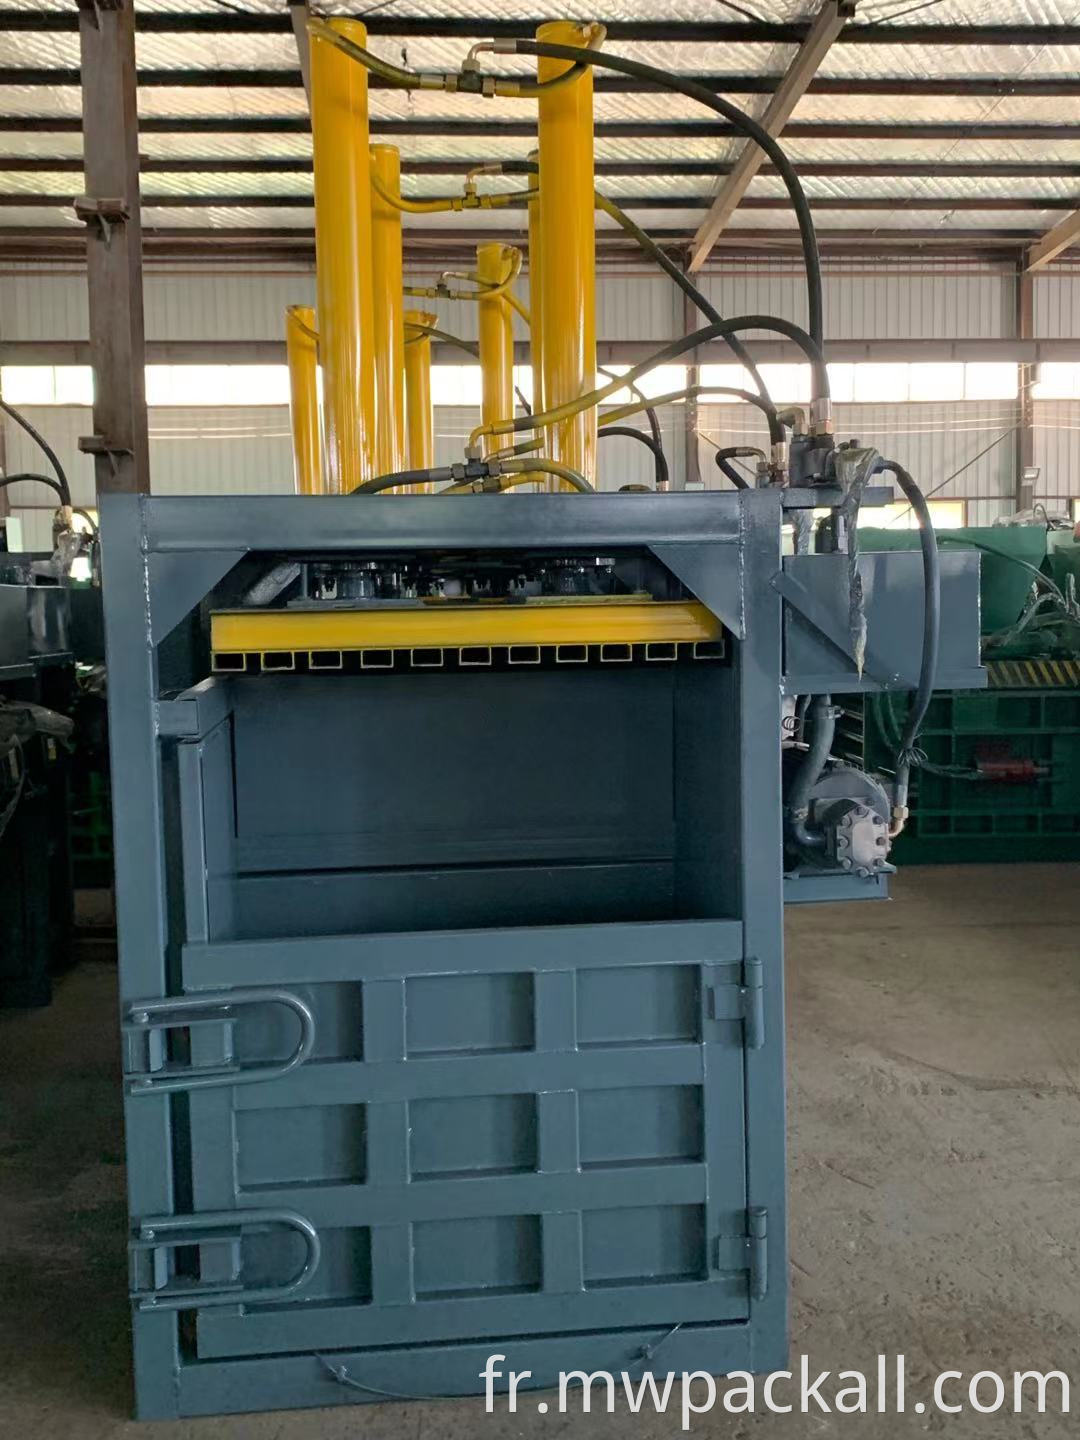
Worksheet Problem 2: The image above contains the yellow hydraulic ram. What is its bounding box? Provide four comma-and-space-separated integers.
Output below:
476, 243, 517, 458
526, 150, 545, 424
211, 600, 720, 657
285, 305, 321, 494
404, 308, 436, 477
310, 17, 376, 492
370, 143, 406, 476
536, 21, 599, 488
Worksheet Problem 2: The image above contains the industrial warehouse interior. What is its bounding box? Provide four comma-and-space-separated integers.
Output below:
2, 1, 1080, 1436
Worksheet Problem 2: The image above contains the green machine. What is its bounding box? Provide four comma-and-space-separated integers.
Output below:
847, 524, 1080, 863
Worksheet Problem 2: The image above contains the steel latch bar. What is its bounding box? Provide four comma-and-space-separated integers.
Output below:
123, 987, 316, 1095
129, 1208, 321, 1311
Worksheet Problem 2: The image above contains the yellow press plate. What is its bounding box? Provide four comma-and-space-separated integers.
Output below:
211, 598, 720, 654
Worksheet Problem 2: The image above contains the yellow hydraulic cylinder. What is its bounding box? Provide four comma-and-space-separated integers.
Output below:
285, 305, 321, 494
370, 143, 406, 476
536, 20, 597, 488
310, 17, 376, 493
476, 242, 516, 458
404, 309, 436, 483
526, 152, 545, 423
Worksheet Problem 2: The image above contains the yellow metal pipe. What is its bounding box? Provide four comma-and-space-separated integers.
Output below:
526, 149, 546, 429
536, 21, 598, 488
403, 308, 436, 483
285, 305, 321, 494
370, 143, 406, 476
476, 242, 517, 459
311, 17, 376, 493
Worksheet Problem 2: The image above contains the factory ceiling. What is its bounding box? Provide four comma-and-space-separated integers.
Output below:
2, 0, 1080, 265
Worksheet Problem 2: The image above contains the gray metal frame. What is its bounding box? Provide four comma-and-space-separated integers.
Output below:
101, 490, 979, 1418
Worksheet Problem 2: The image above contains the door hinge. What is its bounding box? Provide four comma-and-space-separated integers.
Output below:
707, 956, 765, 1049
129, 1208, 321, 1311
713, 1206, 768, 1301
123, 986, 315, 1095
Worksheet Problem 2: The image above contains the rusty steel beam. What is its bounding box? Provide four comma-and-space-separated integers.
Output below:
689, 0, 853, 273
76, 0, 149, 496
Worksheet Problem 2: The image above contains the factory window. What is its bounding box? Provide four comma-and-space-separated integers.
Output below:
430, 365, 484, 405
1032, 363, 1080, 400
863, 500, 967, 529
145, 365, 291, 407
594, 364, 688, 403
0, 364, 295, 407
963, 362, 1018, 400
907, 363, 965, 402
0, 364, 94, 405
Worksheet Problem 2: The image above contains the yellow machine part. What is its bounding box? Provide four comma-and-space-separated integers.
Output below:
536, 20, 597, 489
476, 242, 517, 458
370, 143, 406, 476
311, 17, 376, 492
211, 599, 720, 658
285, 305, 321, 494
987, 658, 1080, 688
403, 308, 436, 480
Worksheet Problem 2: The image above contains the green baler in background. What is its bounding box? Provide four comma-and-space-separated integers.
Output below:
847, 524, 1080, 863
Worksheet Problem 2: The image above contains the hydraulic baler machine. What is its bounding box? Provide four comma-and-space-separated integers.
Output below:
103, 18, 984, 1420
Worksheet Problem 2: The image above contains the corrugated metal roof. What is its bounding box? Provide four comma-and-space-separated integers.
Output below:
2, 1, 1080, 255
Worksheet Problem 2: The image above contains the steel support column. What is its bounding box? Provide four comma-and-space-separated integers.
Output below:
1016, 265, 1037, 512
76, 0, 150, 495
682, 276, 702, 492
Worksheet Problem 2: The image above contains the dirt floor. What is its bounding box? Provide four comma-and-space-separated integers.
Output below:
1, 863, 1078, 1438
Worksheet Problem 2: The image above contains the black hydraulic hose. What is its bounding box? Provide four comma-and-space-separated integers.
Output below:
598, 363, 669, 487
350, 466, 456, 495
486, 315, 827, 450
0, 400, 72, 505
0, 471, 69, 505
714, 452, 751, 491
502, 159, 776, 416
599, 425, 668, 490
786, 693, 835, 853
507, 40, 824, 348
877, 461, 940, 827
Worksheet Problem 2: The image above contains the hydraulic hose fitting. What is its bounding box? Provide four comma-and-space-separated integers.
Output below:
810, 396, 834, 437
770, 438, 790, 485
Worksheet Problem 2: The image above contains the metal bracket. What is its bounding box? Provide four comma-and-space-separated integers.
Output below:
123, 987, 316, 1094
707, 956, 765, 1050
773, 566, 896, 689
129, 1208, 321, 1311
78, 433, 134, 482
74, 195, 130, 247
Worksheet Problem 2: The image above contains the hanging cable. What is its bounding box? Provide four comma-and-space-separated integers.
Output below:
495, 39, 826, 357
598, 363, 668, 489
0, 400, 72, 506
497, 159, 776, 416
0, 471, 70, 506
467, 315, 826, 454
598, 425, 667, 490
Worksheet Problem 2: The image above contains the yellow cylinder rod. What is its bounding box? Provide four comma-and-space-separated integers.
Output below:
536, 21, 598, 489
526, 148, 546, 434
403, 308, 436, 485
476, 242, 516, 459
285, 305, 321, 494
311, 17, 376, 493
370, 143, 406, 476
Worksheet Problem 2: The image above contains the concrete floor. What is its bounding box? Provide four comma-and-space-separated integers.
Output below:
2, 863, 1078, 1438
